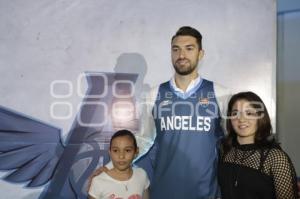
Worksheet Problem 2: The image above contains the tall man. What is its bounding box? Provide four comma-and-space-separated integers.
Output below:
91, 26, 230, 199
135, 26, 230, 199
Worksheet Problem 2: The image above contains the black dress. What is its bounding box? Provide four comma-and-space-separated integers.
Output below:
218, 142, 298, 199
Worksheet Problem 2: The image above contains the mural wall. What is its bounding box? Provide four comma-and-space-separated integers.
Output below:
0, 0, 276, 198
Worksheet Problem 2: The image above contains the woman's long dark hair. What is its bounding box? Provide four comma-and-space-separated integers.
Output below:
223, 91, 278, 153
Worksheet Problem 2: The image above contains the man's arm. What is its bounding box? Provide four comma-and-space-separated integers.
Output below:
134, 86, 159, 161
88, 195, 96, 199
143, 188, 150, 199
214, 83, 232, 134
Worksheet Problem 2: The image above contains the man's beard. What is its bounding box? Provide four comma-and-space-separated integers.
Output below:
173, 59, 197, 76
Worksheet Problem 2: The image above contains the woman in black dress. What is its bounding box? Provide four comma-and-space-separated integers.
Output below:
218, 91, 298, 199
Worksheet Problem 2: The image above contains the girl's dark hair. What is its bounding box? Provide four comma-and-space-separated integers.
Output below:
223, 91, 277, 153
109, 129, 138, 150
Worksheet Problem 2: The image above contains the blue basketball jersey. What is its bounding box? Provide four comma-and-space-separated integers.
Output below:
150, 79, 224, 199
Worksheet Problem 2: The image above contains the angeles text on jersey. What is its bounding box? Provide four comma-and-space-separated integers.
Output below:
160, 116, 211, 131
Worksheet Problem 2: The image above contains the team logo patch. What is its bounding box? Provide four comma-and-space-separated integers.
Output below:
199, 98, 209, 106
161, 100, 172, 106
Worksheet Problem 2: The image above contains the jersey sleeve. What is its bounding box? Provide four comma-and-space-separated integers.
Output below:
213, 83, 232, 135
134, 86, 159, 160
269, 149, 298, 199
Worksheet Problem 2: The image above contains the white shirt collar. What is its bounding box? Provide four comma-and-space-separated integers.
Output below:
170, 75, 201, 94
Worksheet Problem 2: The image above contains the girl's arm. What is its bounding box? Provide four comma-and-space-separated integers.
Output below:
270, 149, 298, 199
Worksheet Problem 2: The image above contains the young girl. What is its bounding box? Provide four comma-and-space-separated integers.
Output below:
218, 91, 298, 199
89, 129, 150, 199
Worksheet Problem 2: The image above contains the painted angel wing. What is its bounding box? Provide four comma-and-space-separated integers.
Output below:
0, 106, 64, 187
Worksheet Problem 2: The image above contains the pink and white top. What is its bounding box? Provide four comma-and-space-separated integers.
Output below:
89, 167, 150, 199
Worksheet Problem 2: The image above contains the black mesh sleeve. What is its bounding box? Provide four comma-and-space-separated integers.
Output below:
269, 149, 298, 199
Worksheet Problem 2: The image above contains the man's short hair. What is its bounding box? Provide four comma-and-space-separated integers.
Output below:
171, 26, 202, 50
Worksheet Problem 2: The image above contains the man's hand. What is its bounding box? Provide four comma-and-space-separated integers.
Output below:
87, 166, 109, 192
